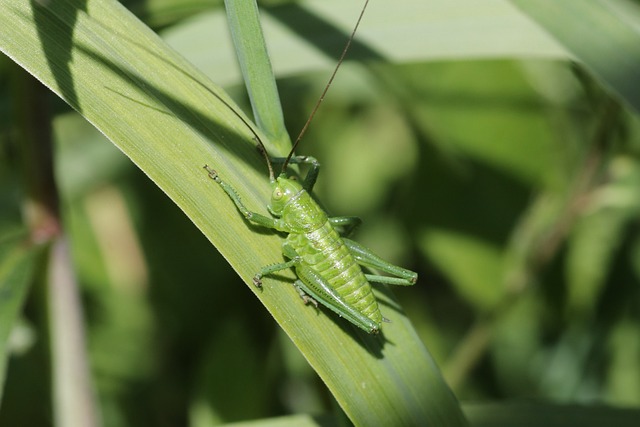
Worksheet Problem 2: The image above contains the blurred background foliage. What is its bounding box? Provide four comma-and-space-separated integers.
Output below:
1, 0, 640, 426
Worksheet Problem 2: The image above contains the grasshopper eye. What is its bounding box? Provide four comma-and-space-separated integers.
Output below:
273, 189, 283, 200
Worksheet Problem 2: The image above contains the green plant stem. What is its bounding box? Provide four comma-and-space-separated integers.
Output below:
224, 0, 290, 152
15, 68, 100, 427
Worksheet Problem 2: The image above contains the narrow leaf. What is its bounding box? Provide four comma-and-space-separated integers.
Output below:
0, 233, 42, 403
224, 0, 290, 150
509, 0, 640, 112
464, 402, 640, 427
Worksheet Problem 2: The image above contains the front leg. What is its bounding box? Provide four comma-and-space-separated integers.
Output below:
271, 155, 320, 192
204, 165, 286, 231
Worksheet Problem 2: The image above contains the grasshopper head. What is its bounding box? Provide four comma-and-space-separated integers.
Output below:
268, 176, 303, 216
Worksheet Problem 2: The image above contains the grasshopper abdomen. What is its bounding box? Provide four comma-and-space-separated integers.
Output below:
287, 216, 383, 330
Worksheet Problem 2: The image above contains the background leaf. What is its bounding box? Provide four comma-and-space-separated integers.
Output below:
509, 0, 640, 112
1, 0, 639, 425
0, 233, 41, 403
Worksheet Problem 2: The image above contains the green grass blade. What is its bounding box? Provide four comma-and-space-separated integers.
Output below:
170, 0, 640, 116
0, 232, 42, 403
222, 414, 340, 427
464, 402, 640, 427
223, 0, 290, 151
0, 0, 466, 424
46, 237, 100, 427
165, 0, 569, 87
509, 0, 640, 112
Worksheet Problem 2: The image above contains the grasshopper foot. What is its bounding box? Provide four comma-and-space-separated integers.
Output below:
301, 294, 319, 308
252, 276, 263, 287
203, 165, 220, 181
292, 281, 318, 308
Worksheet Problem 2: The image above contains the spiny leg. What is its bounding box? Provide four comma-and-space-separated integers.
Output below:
292, 280, 319, 308
364, 274, 415, 286
254, 243, 339, 314
203, 165, 285, 230
251, 244, 316, 304
282, 243, 380, 333
293, 263, 381, 334
277, 243, 319, 307
343, 238, 417, 285
253, 257, 301, 288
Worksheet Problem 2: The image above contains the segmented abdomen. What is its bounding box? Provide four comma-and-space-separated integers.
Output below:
287, 221, 381, 325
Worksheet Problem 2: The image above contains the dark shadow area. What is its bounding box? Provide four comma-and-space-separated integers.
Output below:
407, 131, 532, 247
31, 0, 87, 110
27, 1, 274, 180
374, 283, 408, 316
264, 2, 386, 63
327, 313, 385, 359
76, 44, 271, 175
257, 273, 387, 358
119, 165, 281, 424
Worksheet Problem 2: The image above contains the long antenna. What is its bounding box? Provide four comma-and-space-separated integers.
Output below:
280, 0, 371, 174
212, 88, 275, 182
236, 116, 275, 182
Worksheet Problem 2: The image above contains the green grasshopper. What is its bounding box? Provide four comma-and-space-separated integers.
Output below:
205, 0, 417, 334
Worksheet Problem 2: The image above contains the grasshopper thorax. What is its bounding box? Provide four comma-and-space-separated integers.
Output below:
268, 175, 304, 217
